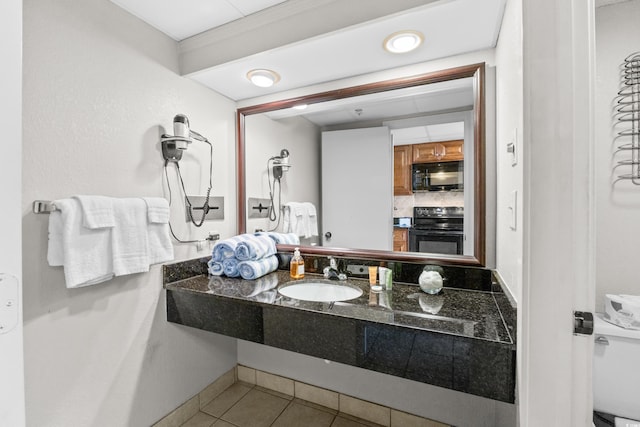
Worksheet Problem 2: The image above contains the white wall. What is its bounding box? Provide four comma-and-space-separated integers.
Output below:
594, 0, 640, 311
21, 0, 237, 425
494, 0, 524, 305
244, 114, 320, 243
0, 0, 25, 424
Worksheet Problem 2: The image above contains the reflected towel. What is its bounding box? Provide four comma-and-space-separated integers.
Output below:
234, 234, 277, 261
283, 202, 318, 238
254, 289, 277, 304
283, 202, 307, 237
245, 273, 279, 297
237, 256, 279, 280
222, 257, 240, 277
207, 259, 224, 276
302, 202, 318, 237
255, 231, 300, 245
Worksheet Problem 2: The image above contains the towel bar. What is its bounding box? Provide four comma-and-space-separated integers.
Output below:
616, 51, 640, 185
33, 200, 58, 214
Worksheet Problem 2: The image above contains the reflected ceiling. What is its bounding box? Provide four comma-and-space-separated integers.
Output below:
263, 77, 474, 127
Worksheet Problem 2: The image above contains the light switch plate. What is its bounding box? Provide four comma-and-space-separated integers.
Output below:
184, 196, 224, 222
507, 128, 518, 166
508, 190, 517, 231
0, 274, 19, 334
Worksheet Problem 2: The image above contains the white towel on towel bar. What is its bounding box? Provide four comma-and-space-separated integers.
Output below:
73, 195, 115, 229
48, 196, 174, 288
111, 198, 150, 276
142, 197, 173, 265
47, 198, 114, 288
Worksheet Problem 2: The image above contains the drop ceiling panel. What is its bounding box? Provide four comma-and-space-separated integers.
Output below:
231, 0, 288, 15
109, 0, 286, 41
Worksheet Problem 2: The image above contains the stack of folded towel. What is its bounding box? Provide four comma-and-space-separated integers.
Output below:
208, 233, 279, 280
283, 202, 318, 238
47, 195, 174, 288
208, 232, 300, 280
255, 231, 300, 269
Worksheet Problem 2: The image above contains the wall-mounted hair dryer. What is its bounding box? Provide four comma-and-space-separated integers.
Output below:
161, 114, 209, 162
161, 114, 214, 235
270, 148, 291, 180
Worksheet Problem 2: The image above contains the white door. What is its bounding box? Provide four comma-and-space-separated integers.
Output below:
520, 0, 595, 425
321, 127, 393, 250
0, 0, 26, 425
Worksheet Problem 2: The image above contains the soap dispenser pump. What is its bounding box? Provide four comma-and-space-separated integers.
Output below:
290, 247, 305, 279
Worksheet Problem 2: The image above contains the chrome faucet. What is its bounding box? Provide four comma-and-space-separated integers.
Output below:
324, 256, 347, 280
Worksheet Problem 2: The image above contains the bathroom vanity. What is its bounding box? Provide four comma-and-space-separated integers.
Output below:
164, 256, 516, 403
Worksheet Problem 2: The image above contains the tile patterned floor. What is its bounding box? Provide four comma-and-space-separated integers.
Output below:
180, 382, 383, 427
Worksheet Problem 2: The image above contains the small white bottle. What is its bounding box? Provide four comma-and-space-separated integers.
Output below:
290, 247, 305, 279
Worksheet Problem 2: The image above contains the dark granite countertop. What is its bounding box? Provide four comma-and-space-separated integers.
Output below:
166, 270, 512, 345
164, 255, 516, 403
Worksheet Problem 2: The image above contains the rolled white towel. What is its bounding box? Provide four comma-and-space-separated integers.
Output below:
207, 259, 224, 276
237, 256, 279, 280
212, 235, 244, 262
223, 257, 240, 277
235, 234, 277, 261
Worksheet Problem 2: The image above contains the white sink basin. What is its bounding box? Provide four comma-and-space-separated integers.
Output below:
278, 281, 363, 302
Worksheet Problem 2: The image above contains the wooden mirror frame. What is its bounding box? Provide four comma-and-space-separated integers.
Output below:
236, 63, 485, 266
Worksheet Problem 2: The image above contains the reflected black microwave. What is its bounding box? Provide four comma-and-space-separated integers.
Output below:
412, 161, 464, 192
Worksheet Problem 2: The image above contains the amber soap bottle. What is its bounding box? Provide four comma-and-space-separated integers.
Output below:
289, 247, 305, 279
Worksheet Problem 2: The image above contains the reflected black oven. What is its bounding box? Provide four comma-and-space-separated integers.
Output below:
409, 206, 464, 255
409, 229, 463, 255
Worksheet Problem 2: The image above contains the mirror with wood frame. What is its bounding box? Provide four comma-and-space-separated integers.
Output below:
236, 63, 486, 266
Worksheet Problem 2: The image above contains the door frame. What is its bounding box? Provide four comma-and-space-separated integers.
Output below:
0, 0, 25, 425
520, 0, 596, 425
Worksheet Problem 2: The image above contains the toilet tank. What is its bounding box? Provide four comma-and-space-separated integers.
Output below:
593, 313, 640, 421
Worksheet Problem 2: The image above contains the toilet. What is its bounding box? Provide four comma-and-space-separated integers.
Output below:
593, 313, 640, 426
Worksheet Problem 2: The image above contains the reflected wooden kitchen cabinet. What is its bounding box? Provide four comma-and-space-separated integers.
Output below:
393, 145, 413, 196
393, 227, 408, 252
412, 140, 464, 163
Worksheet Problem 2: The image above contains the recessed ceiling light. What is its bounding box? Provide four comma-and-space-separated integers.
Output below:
383, 30, 424, 54
247, 69, 280, 88
292, 104, 308, 110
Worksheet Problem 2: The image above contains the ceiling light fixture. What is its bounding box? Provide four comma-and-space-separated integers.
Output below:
292, 104, 308, 110
247, 69, 280, 88
383, 30, 424, 54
